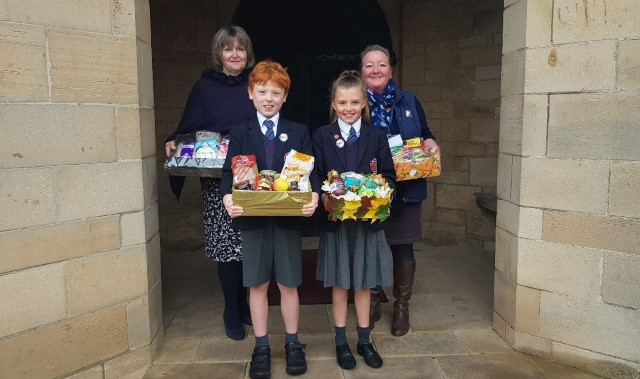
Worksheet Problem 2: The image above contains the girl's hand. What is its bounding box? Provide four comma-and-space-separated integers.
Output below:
165, 140, 177, 157
223, 194, 243, 218
424, 138, 440, 155
321, 193, 332, 212
302, 192, 319, 217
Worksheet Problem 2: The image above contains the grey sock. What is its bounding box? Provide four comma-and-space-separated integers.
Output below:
356, 326, 370, 345
255, 334, 269, 348
285, 332, 299, 344
335, 326, 347, 346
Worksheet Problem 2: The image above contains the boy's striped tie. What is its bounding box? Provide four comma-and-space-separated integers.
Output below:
264, 119, 275, 141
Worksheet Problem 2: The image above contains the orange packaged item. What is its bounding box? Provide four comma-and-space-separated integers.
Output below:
391, 138, 441, 181
231, 155, 258, 189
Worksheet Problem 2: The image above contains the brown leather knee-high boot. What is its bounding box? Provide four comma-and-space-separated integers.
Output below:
369, 286, 381, 329
391, 260, 416, 336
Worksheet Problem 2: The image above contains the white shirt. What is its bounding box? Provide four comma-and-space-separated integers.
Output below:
257, 112, 280, 137
337, 117, 361, 141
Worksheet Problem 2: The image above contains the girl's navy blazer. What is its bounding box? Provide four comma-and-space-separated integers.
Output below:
311, 121, 396, 232
220, 116, 321, 231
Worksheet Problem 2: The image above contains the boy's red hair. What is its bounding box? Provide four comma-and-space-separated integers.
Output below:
249, 60, 291, 94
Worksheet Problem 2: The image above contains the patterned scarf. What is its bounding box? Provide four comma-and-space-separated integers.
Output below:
367, 78, 397, 133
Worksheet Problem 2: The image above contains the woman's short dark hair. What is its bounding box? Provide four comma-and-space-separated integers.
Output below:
211, 25, 255, 71
360, 44, 397, 66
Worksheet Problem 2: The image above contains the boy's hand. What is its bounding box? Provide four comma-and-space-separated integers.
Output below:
223, 194, 243, 218
302, 192, 319, 217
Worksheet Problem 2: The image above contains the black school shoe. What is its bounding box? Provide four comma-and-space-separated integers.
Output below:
284, 342, 307, 375
223, 316, 245, 340
249, 346, 271, 379
335, 343, 356, 369
357, 342, 383, 368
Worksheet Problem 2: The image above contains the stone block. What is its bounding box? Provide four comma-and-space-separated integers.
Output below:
104, 346, 150, 379
496, 154, 512, 201
540, 292, 640, 363
543, 211, 640, 256
610, 162, 640, 218
459, 45, 502, 67
496, 200, 544, 240
554, 0, 640, 44
552, 342, 640, 379
548, 93, 640, 160
64, 366, 103, 379
56, 161, 144, 222
436, 184, 481, 210
524, 42, 616, 93
143, 156, 158, 207
473, 7, 503, 35
602, 251, 640, 309
459, 34, 493, 48
146, 234, 162, 289
454, 99, 498, 119
501, 50, 525, 96
0, 263, 66, 338
66, 245, 148, 316
0, 23, 48, 102
442, 67, 475, 100
116, 107, 157, 160
437, 119, 470, 142
435, 209, 466, 226
0, 307, 128, 379
618, 39, 640, 90
470, 158, 498, 187
121, 203, 159, 246
0, 167, 56, 230
514, 285, 540, 335
137, 40, 155, 107
474, 79, 501, 100
0, 216, 120, 274
466, 211, 496, 241
495, 227, 511, 275
403, 54, 425, 85
476, 65, 502, 81
519, 158, 609, 214
517, 239, 601, 299
470, 118, 499, 143
525, 0, 553, 48
126, 296, 151, 350
521, 95, 548, 156
1, 104, 117, 168
494, 270, 516, 326
49, 31, 138, 104
424, 101, 454, 119
112, 0, 136, 37
135, 0, 152, 44
512, 331, 552, 360
0, 0, 112, 33
493, 311, 507, 340
502, 0, 526, 53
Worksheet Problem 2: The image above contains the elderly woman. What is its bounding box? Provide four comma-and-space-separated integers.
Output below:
164, 25, 256, 341
360, 44, 440, 337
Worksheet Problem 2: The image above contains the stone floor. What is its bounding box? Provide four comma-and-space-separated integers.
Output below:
145, 240, 602, 379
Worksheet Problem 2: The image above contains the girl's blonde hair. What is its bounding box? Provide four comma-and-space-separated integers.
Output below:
329, 70, 371, 124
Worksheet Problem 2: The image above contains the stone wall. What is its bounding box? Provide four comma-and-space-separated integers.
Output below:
402, 0, 503, 247
0, 1, 161, 378
495, 0, 640, 378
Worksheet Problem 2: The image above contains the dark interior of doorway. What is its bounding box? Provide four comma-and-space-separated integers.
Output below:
232, 0, 394, 131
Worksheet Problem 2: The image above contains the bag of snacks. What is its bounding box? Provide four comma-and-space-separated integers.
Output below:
231, 155, 258, 190
390, 137, 441, 181
321, 171, 393, 223
280, 150, 314, 192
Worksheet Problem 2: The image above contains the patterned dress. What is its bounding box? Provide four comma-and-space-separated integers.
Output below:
201, 178, 242, 262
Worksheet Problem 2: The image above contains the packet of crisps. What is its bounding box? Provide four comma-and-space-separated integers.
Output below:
280, 150, 314, 192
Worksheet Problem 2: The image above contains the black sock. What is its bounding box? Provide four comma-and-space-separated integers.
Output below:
335, 326, 347, 346
285, 332, 299, 344
255, 334, 269, 348
356, 326, 370, 346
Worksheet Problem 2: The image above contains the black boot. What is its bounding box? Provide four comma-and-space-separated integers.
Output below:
391, 260, 416, 336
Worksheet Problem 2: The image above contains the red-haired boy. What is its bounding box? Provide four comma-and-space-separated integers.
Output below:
221, 60, 320, 378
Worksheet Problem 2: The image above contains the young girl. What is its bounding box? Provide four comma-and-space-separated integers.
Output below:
311, 71, 396, 370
